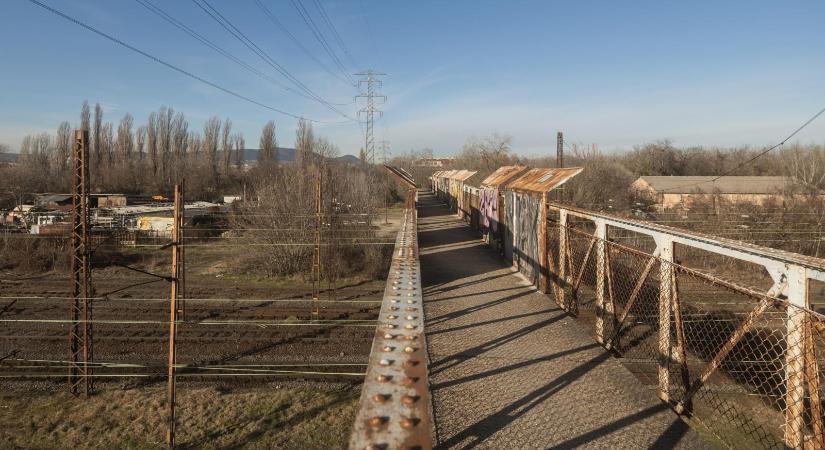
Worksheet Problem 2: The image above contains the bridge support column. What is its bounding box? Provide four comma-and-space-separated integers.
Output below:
657, 237, 674, 402
594, 220, 607, 344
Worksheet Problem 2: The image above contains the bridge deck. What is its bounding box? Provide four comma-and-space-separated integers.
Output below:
418, 192, 709, 449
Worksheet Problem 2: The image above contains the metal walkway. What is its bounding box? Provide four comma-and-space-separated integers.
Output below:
417, 192, 709, 449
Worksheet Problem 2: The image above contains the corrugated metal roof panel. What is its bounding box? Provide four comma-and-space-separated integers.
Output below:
507, 167, 584, 194
451, 170, 478, 182
481, 165, 530, 187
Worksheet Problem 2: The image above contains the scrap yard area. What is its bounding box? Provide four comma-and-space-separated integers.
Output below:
0, 202, 406, 449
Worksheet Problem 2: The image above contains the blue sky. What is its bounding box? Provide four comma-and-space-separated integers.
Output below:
1, 0, 824, 157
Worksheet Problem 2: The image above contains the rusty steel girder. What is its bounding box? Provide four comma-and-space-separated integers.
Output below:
349, 190, 432, 450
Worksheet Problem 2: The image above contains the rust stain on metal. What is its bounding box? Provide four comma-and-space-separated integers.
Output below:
383, 165, 418, 189
507, 167, 583, 194
348, 188, 432, 450
481, 165, 530, 188
449, 170, 478, 182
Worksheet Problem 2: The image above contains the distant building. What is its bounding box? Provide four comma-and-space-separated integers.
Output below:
631, 176, 798, 210
34, 193, 153, 210
417, 158, 454, 168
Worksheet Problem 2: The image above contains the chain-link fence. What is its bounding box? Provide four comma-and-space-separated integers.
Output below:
548, 210, 825, 449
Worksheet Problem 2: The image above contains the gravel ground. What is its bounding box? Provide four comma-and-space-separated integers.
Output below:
418, 192, 711, 449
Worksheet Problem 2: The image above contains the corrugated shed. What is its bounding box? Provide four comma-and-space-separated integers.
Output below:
508, 167, 584, 194
481, 165, 530, 188
637, 176, 793, 194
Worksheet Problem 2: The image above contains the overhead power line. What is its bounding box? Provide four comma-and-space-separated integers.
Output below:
191, 0, 356, 121
134, 0, 350, 107
288, 0, 355, 85
24, 0, 343, 123
660, 106, 825, 192
310, 0, 359, 69
252, 0, 354, 89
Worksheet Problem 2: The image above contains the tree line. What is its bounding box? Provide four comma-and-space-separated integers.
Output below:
0, 101, 341, 206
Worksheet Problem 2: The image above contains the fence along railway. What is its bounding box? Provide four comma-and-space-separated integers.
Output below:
2, 137, 825, 449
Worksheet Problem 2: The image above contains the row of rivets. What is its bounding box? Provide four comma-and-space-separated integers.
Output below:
362, 211, 425, 450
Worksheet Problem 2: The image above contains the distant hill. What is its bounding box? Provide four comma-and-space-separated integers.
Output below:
0, 152, 19, 164
229, 148, 360, 164
335, 154, 361, 164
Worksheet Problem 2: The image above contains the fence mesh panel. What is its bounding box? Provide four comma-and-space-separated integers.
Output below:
547, 218, 825, 449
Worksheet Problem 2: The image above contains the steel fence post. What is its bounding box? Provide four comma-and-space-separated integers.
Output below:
785, 265, 807, 449
657, 237, 674, 402
539, 193, 549, 293
558, 209, 568, 309
594, 219, 607, 344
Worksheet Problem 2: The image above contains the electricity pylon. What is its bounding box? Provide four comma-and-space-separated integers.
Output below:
355, 70, 385, 164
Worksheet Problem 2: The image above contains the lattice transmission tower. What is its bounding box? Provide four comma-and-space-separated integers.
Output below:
355, 70, 385, 164
378, 140, 391, 164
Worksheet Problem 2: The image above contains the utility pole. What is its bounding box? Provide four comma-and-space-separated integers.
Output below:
556, 131, 564, 169
166, 182, 184, 450
311, 170, 322, 318
378, 140, 391, 164
69, 129, 92, 397
556, 131, 564, 203
355, 70, 386, 164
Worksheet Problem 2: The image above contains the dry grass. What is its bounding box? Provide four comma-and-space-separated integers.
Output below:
0, 382, 360, 449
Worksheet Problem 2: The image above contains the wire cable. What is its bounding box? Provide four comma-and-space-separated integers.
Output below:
252, 0, 354, 89
659, 106, 825, 193
134, 0, 351, 106
191, 0, 357, 121
24, 0, 341, 123
288, 0, 355, 85
310, 0, 359, 69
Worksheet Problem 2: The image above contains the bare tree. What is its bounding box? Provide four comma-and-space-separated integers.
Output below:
116, 114, 134, 161
157, 106, 174, 182
783, 144, 825, 192
454, 133, 515, 177
188, 131, 201, 158
80, 101, 90, 131
101, 122, 114, 168
234, 133, 245, 170
259, 120, 277, 163
146, 111, 158, 175
221, 119, 233, 175
92, 103, 103, 173
135, 126, 146, 161
314, 137, 339, 159
295, 118, 313, 167
55, 121, 72, 173
170, 112, 188, 182
202, 116, 221, 177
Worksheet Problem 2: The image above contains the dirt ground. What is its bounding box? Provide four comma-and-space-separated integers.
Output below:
0, 381, 360, 449
0, 207, 406, 448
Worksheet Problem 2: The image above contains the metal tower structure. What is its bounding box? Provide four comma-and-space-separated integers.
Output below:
69, 129, 92, 396
166, 182, 184, 449
378, 140, 391, 164
355, 70, 386, 164
311, 170, 322, 317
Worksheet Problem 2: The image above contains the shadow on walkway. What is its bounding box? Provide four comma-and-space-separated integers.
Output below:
418, 192, 708, 449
